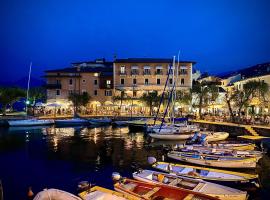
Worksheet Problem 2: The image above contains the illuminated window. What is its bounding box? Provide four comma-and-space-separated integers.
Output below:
120, 66, 126, 74
94, 73, 99, 77
106, 80, 111, 84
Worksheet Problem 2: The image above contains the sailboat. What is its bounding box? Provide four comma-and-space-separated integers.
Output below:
8, 63, 54, 127
149, 55, 196, 140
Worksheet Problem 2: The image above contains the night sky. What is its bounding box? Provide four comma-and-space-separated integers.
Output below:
1, 0, 270, 82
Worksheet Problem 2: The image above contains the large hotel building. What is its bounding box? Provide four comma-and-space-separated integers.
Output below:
44, 58, 195, 115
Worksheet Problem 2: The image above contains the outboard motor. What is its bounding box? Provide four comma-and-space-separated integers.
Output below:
147, 157, 157, 165
112, 172, 121, 182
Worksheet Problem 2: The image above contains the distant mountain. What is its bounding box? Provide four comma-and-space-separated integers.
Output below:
0, 76, 45, 88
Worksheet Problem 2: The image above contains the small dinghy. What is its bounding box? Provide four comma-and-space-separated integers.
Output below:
180, 145, 263, 161
114, 178, 218, 200
133, 169, 247, 200
149, 132, 194, 140
208, 141, 256, 151
152, 161, 258, 183
8, 119, 54, 127
55, 118, 89, 126
33, 188, 81, 200
79, 186, 129, 200
88, 117, 112, 125
167, 151, 257, 168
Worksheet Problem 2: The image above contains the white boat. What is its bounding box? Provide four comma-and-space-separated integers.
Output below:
201, 132, 229, 142
55, 118, 89, 126
152, 161, 258, 183
149, 132, 194, 140
8, 119, 54, 127
88, 117, 112, 125
133, 169, 248, 200
34, 188, 81, 200
149, 124, 199, 134
208, 141, 256, 150
79, 186, 129, 200
167, 151, 257, 168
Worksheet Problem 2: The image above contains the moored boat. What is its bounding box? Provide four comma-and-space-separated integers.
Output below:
8, 119, 54, 127
149, 132, 194, 140
203, 132, 229, 142
133, 169, 248, 200
88, 117, 112, 125
209, 141, 256, 151
167, 151, 257, 168
34, 188, 81, 200
55, 118, 89, 126
112, 120, 129, 126
114, 178, 218, 200
79, 186, 132, 200
152, 161, 258, 182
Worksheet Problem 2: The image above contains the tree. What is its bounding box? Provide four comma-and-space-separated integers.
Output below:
191, 81, 219, 119
175, 90, 192, 116
28, 87, 46, 116
140, 91, 160, 115
225, 80, 269, 122
0, 87, 26, 115
68, 92, 90, 115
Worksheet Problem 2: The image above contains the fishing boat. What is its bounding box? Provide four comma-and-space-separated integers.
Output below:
8, 119, 54, 127
79, 186, 132, 200
149, 132, 194, 140
167, 151, 257, 168
133, 169, 248, 200
180, 145, 263, 161
88, 117, 112, 125
209, 141, 256, 151
114, 178, 218, 200
55, 118, 89, 126
34, 188, 81, 200
152, 161, 258, 183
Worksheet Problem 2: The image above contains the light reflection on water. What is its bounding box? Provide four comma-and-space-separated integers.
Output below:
0, 125, 270, 200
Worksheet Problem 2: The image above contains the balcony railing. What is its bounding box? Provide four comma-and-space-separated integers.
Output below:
45, 83, 62, 89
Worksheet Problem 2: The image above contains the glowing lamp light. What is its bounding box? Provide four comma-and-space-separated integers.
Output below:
26, 100, 30, 105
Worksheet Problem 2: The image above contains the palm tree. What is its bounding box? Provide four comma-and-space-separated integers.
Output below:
191, 81, 219, 119
68, 92, 90, 115
140, 91, 160, 115
0, 87, 26, 115
226, 80, 269, 121
28, 87, 46, 116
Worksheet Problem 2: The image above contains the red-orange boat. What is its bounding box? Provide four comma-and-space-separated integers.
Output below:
114, 178, 219, 200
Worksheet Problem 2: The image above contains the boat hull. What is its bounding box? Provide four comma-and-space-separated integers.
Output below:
149, 133, 194, 140
8, 119, 54, 127
167, 152, 257, 168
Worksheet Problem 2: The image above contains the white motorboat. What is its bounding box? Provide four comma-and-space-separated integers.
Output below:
167, 151, 257, 168
88, 117, 112, 125
34, 188, 81, 200
149, 132, 194, 140
133, 169, 248, 200
55, 118, 89, 126
8, 119, 54, 127
149, 124, 199, 134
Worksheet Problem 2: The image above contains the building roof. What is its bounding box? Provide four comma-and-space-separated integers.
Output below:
45, 66, 113, 73
114, 58, 196, 64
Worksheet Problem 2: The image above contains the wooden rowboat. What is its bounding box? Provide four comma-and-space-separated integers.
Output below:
152, 161, 258, 182
79, 186, 135, 200
208, 141, 256, 151
114, 178, 218, 200
133, 169, 248, 200
167, 151, 257, 168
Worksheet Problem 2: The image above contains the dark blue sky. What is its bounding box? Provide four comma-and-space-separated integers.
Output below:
1, 0, 270, 82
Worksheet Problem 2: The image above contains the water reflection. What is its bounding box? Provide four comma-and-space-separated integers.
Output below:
1, 125, 270, 200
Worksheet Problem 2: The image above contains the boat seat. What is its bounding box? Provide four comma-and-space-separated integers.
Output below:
142, 187, 161, 199
168, 179, 180, 186
122, 183, 137, 192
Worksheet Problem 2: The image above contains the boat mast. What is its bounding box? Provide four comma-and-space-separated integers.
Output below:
171, 56, 176, 125
25, 62, 32, 114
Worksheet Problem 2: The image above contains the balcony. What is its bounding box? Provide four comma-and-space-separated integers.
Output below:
143, 71, 151, 75
131, 71, 139, 75
45, 83, 62, 89
119, 72, 127, 76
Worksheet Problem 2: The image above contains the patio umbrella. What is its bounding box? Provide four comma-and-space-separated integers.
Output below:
46, 103, 62, 117
35, 102, 46, 107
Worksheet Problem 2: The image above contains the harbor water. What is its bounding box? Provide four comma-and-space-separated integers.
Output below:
0, 125, 269, 199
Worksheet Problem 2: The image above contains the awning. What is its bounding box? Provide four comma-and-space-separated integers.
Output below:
180, 66, 188, 69
131, 66, 139, 69
156, 66, 163, 69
